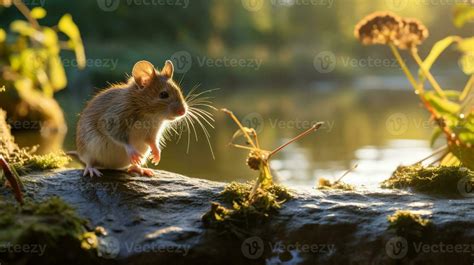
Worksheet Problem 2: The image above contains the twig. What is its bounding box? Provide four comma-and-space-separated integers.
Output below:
268, 122, 324, 159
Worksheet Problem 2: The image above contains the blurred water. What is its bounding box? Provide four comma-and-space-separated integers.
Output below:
15, 87, 436, 189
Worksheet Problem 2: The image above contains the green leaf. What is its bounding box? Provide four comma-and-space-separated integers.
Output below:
30, 7, 47, 19
453, 4, 474, 28
425, 91, 461, 115
419, 36, 459, 82
0, 28, 5, 42
58, 14, 86, 69
48, 55, 67, 91
458, 37, 474, 54
10, 20, 35, 37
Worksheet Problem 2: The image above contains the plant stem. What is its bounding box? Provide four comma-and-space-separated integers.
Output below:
221, 109, 257, 149
389, 43, 422, 94
460, 74, 474, 101
13, 0, 40, 30
268, 122, 323, 159
410, 48, 447, 99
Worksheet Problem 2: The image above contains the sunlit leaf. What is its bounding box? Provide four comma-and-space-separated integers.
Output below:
10, 20, 36, 37
425, 91, 461, 115
422, 36, 458, 72
458, 37, 474, 54
453, 4, 474, 28
0, 28, 5, 42
48, 55, 67, 91
58, 14, 86, 69
31, 7, 47, 19
459, 54, 474, 75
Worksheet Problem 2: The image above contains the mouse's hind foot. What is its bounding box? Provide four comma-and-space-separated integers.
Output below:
83, 165, 103, 178
127, 165, 154, 177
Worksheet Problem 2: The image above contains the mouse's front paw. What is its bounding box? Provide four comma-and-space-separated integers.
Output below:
150, 149, 161, 165
125, 145, 143, 165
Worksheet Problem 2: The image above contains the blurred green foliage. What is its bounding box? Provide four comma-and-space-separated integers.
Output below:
0, 3, 84, 97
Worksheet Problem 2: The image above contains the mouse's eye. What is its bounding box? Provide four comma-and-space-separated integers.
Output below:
159, 91, 169, 99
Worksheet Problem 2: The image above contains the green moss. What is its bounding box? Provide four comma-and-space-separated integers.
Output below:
0, 197, 98, 264
25, 152, 71, 171
317, 177, 354, 191
381, 165, 474, 195
0, 110, 70, 174
387, 210, 432, 240
202, 182, 292, 232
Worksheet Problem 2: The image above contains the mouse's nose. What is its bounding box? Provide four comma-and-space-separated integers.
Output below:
176, 106, 186, 116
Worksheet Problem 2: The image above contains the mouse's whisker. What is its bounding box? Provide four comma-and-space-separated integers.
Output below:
190, 108, 215, 123
188, 111, 215, 159
190, 109, 214, 129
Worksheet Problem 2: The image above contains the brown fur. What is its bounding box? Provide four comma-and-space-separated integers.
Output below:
76, 60, 186, 170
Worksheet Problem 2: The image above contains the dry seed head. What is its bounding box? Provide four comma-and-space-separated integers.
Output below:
247, 150, 263, 170
396, 18, 429, 50
354, 11, 403, 46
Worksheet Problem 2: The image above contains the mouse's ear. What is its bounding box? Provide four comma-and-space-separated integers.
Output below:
161, 60, 174, 79
132, 60, 156, 88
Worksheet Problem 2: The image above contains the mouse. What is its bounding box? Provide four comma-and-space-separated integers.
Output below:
75, 60, 187, 177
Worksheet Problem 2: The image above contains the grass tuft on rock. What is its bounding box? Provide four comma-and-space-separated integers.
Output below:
317, 177, 354, 191
381, 165, 474, 195
387, 210, 432, 240
202, 181, 292, 232
0, 197, 99, 264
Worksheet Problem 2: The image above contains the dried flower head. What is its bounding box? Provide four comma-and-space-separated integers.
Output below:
396, 18, 429, 50
246, 150, 263, 170
354, 11, 403, 46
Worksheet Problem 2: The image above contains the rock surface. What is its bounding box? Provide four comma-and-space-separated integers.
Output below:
4, 169, 474, 265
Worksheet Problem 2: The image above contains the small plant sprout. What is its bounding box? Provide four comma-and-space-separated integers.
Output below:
0, 155, 23, 204
318, 164, 358, 190
221, 108, 324, 198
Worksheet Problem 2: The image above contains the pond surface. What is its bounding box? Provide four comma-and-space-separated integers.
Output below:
15, 85, 437, 189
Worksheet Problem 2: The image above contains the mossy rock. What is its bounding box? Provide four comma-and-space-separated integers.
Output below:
0, 197, 99, 265
381, 165, 474, 195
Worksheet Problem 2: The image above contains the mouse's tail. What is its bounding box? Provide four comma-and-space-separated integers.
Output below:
66, 151, 85, 166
